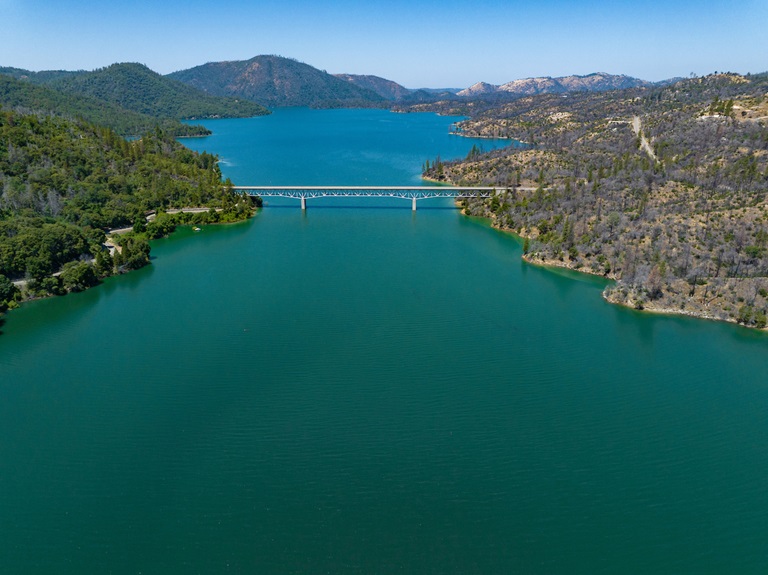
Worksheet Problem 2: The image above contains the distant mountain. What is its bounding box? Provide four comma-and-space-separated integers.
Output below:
457, 82, 498, 97
167, 56, 656, 108
0, 66, 84, 84
334, 74, 411, 101
655, 77, 686, 87
334, 75, 463, 104
168, 55, 386, 108
457, 73, 652, 98
495, 76, 563, 95
415, 88, 462, 95
398, 89, 461, 104
46, 63, 268, 120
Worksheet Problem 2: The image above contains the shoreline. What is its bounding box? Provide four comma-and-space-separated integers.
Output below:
520, 251, 616, 281
450, 132, 530, 146
2, 209, 256, 320
450, 194, 768, 332
601, 289, 731, 323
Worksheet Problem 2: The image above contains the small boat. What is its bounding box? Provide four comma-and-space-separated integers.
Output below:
192, 226, 202, 232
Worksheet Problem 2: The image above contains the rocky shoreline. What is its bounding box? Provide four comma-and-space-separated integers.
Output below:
460, 201, 768, 332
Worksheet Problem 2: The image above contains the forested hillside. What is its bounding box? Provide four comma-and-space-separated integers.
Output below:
0, 73, 207, 137
47, 63, 269, 120
334, 74, 412, 101
168, 55, 386, 108
0, 63, 268, 137
0, 107, 255, 313
424, 73, 768, 328
0, 66, 83, 84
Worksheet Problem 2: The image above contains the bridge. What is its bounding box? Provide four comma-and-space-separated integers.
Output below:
231, 186, 500, 211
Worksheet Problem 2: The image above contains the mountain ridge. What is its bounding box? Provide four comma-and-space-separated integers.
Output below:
168, 56, 386, 108
165, 55, 663, 108
333, 73, 411, 101
457, 72, 652, 97
4, 56, 672, 115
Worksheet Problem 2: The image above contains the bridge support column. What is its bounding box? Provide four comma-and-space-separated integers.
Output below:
412, 197, 417, 212
301, 196, 306, 210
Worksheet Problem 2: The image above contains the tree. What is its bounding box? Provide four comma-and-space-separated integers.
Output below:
119, 237, 151, 271
93, 248, 114, 277
607, 212, 621, 233
0, 274, 19, 311
60, 261, 98, 292
737, 304, 754, 325
561, 217, 574, 248
645, 264, 665, 299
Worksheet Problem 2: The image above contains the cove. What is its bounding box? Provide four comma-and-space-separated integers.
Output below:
1, 108, 767, 574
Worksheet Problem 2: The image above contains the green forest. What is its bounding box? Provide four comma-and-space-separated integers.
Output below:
0, 63, 268, 137
0, 73, 208, 137
0, 107, 257, 313
0, 61, 271, 316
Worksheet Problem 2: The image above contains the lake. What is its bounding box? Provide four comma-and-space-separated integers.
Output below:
1, 108, 767, 574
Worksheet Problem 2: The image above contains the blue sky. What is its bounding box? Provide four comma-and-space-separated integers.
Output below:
3, 0, 766, 88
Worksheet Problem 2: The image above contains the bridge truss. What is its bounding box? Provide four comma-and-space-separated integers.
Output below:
231, 186, 499, 210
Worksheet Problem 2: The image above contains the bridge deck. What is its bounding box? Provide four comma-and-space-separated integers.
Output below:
230, 185, 505, 210
231, 185, 499, 199
232, 186, 497, 190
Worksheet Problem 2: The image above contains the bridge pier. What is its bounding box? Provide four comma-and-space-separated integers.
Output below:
300, 195, 306, 210
412, 197, 417, 212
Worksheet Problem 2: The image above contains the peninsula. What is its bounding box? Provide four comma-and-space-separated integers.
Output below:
422, 72, 768, 329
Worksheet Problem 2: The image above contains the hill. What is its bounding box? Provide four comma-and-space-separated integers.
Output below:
47, 63, 268, 120
335, 74, 462, 104
0, 73, 206, 137
425, 72, 768, 328
168, 55, 386, 108
334, 74, 411, 101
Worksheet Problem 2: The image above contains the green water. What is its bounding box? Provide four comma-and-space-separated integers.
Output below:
1, 109, 767, 574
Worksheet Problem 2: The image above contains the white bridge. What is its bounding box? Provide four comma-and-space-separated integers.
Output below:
231, 186, 499, 211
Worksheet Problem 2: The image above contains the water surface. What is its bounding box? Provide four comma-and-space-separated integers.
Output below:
1, 109, 767, 574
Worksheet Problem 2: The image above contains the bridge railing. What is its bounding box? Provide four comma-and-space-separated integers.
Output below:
230, 186, 502, 210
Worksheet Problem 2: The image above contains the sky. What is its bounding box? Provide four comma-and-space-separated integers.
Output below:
2, 0, 767, 88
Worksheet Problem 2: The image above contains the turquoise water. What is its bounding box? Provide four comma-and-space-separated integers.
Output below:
1, 109, 767, 574
182, 107, 506, 187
